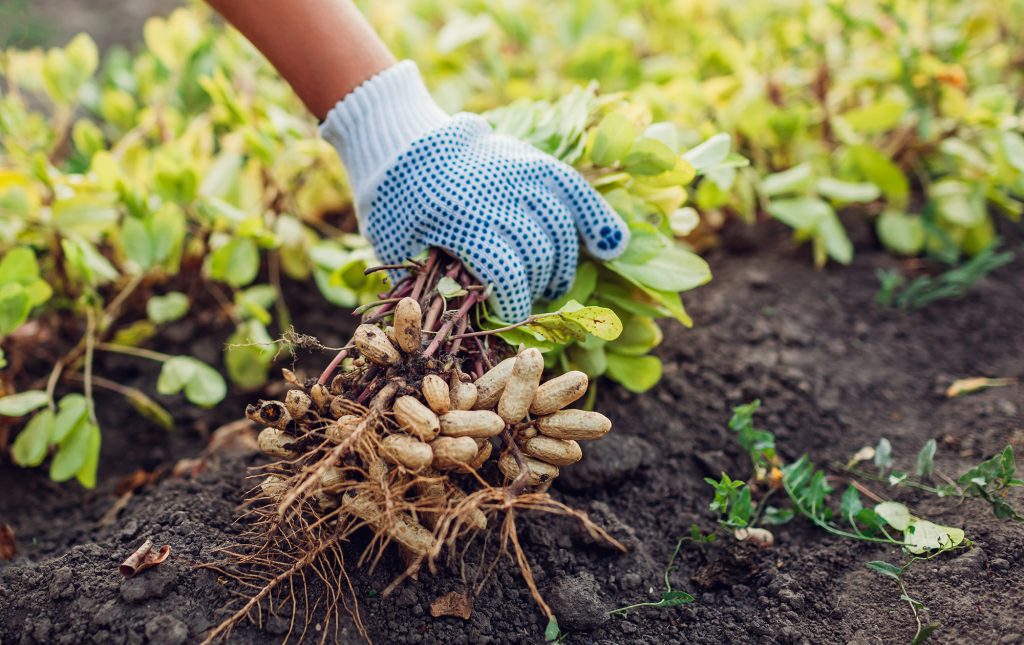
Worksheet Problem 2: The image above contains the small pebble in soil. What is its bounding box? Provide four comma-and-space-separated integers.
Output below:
546, 571, 608, 631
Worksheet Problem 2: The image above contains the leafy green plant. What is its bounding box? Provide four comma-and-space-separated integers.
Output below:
1, 6, 734, 485
876, 241, 1016, 309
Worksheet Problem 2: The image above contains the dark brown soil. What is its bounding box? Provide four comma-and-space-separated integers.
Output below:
2, 223, 1023, 645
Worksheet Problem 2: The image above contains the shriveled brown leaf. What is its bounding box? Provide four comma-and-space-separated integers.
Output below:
120, 539, 170, 577
0, 524, 15, 560
946, 376, 1017, 398
172, 457, 206, 479
734, 527, 774, 548
430, 591, 473, 620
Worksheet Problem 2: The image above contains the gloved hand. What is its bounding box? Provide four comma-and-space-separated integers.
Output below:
321, 61, 629, 322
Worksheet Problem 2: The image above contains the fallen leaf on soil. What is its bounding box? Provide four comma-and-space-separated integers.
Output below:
430, 591, 473, 620
734, 527, 774, 548
120, 539, 170, 577
945, 376, 1017, 398
0, 524, 15, 560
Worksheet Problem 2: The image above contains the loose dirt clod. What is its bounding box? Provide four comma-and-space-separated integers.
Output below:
430, 591, 473, 620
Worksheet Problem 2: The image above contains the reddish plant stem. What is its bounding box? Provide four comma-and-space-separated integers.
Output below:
317, 349, 348, 385
410, 249, 439, 302
356, 374, 383, 405
422, 293, 479, 359
473, 336, 493, 370
447, 313, 470, 356
422, 295, 444, 333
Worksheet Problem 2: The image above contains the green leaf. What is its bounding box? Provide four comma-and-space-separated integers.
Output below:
930, 180, 986, 227
147, 292, 190, 324
904, 518, 965, 554
1001, 131, 1024, 174
50, 418, 96, 482
624, 139, 678, 176
865, 560, 902, 580
125, 388, 174, 430
0, 284, 31, 335
609, 234, 711, 293
75, 422, 101, 488
590, 112, 635, 166
875, 437, 893, 472
225, 320, 276, 389
157, 356, 227, 408
0, 390, 49, 416
816, 177, 881, 203
11, 409, 55, 467
0, 247, 52, 307
841, 99, 906, 133
840, 485, 863, 519
608, 316, 662, 355
558, 301, 622, 340
874, 501, 911, 531
605, 353, 662, 393
548, 262, 597, 311
209, 238, 260, 287
876, 211, 925, 256
848, 144, 909, 205
61, 237, 119, 286
683, 133, 731, 171
567, 341, 608, 377
916, 439, 937, 478
762, 163, 814, 197
436, 276, 467, 299
51, 394, 88, 444
544, 615, 560, 642
656, 590, 695, 607
520, 301, 622, 344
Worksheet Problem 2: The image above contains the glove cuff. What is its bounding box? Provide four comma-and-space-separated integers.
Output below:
320, 61, 449, 216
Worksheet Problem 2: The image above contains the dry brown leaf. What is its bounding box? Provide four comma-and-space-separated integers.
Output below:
120, 539, 170, 577
0, 524, 16, 560
945, 377, 1017, 398
430, 591, 473, 620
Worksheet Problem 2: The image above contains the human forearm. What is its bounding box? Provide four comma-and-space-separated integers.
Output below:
206, 0, 395, 119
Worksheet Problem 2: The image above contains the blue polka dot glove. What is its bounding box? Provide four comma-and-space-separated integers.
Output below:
320, 62, 629, 322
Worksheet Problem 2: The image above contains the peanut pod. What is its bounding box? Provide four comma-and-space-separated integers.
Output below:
258, 427, 297, 459
429, 436, 478, 470
326, 414, 361, 442
497, 349, 544, 424
380, 434, 434, 470
260, 474, 289, 501
245, 400, 291, 430
421, 374, 451, 415
530, 371, 588, 416
469, 438, 493, 470
439, 410, 505, 438
354, 324, 400, 366
498, 453, 559, 486
450, 377, 478, 411
472, 357, 516, 410
393, 297, 423, 353
536, 409, 611, 440
392, 396, 440, 441
342, 492, 434, 556
310, 383, 332, 411
284, 389, 312, 419
524, 436, 582, 466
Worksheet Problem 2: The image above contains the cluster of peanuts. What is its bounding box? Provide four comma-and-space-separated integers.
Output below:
248, 296, 612, 551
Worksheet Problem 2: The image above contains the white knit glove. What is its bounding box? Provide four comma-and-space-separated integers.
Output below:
320, 61, 629, 322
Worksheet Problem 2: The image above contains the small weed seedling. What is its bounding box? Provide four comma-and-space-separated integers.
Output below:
608, 525, 708, 617
875, 241, 1015, 309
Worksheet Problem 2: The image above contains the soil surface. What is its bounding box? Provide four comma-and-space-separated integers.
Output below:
2, 222, 1023, 645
